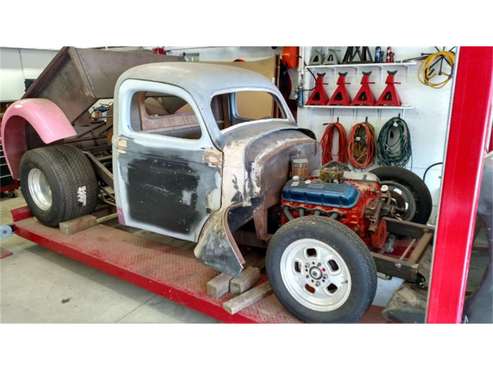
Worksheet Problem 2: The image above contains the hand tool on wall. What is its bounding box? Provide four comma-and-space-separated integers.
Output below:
329, 72, 352, 105
306, 73, 330, 105
376, 71, 402, 106
351, 72, 376, 106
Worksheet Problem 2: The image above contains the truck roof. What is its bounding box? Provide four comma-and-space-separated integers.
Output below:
117, 62, 276, 98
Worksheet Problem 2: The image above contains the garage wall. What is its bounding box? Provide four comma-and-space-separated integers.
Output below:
0, 47, 57, 102
297, 47, 454, 222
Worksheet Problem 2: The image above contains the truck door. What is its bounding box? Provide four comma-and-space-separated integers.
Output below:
114, 80, 222, 242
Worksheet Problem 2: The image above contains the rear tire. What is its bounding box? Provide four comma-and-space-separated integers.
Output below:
20, 145, 98, 226
266, 216, 377, 323
370, 166, 432, 224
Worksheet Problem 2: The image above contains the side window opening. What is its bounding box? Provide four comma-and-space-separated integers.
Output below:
130, 91, 202, 140
210, 90, 287, 131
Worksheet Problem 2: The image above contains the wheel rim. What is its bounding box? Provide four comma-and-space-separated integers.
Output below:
280, 238, 352, 312
27, 168, 53, 211
382, 180, 416, 220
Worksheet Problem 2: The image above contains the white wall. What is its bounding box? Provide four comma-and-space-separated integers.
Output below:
165, 46, 278, 61
297, 47, 454, 222
0, 48, 57, 102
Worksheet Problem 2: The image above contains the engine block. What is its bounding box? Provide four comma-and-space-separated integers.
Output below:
280, 177, 388, 250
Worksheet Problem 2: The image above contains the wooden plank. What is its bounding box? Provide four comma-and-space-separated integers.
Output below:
230, 266, 261, 294
59, 215, 97, 235
408, 231, 433, 264
207, 273, 233, 299
223, 282, 272, 314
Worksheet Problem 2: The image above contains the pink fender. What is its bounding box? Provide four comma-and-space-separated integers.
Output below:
1, 98, 76, 179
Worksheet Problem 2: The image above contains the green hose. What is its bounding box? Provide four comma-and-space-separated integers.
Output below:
376, 116, 412, 167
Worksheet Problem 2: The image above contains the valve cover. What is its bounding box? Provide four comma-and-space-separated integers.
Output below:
281, 179, 360, 208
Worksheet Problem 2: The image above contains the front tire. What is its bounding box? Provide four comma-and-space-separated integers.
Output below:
266, 216, 377, 323
20, 145, 98, 227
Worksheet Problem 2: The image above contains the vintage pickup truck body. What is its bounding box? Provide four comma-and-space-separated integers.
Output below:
1, 49, 319, 276
113, 63, 319, 275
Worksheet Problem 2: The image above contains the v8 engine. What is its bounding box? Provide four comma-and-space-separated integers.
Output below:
280, 170, 407, 251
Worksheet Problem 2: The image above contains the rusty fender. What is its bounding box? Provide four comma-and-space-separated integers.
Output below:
194, 203, 248, 276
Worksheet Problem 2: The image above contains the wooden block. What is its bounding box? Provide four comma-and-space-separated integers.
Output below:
223, 282, 272, 314
207, 272, 233, 298
230, 266, 261, 294
59, 215, 97, 235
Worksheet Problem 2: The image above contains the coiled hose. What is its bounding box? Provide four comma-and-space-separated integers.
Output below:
320, 121, 347, 164
377, 116, 412, 167
418, 50, 455, 89
347, 121, 375, 169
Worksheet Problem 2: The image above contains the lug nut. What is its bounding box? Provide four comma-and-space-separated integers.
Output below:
316, 282, 320, 286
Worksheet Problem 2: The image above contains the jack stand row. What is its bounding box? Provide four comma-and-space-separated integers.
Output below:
306, 71, 402, 106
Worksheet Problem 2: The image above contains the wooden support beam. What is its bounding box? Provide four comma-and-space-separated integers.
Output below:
223, 282, 272, 314
59, 215, 97, 235
207, 273, 233, 299
59, 213, 118, 235
408, 231, 433, 264
230, 266, 261, 294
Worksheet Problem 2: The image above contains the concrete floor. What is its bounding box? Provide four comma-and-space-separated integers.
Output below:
0, 195, 215, 323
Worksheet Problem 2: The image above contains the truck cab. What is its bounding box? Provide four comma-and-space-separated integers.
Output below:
112, 63, 319, 275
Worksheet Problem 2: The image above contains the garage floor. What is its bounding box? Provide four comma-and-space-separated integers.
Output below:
0, 195, 216, 323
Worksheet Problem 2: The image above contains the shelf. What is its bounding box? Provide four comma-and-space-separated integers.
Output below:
305, 62, 417, 69
303, 105, 414, 110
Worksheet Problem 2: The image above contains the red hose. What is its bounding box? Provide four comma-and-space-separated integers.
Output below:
320, 121, 348, 164
347, 121, 376, 169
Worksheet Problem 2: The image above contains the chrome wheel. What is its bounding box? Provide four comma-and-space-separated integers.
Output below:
382, 180, 416, 220
27, 168, 53, 211
280, 238, 352, 312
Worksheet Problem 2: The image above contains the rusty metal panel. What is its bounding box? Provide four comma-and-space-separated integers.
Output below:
23, 47, 183, 123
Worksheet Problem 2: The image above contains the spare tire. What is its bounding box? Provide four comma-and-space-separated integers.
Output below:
20, 145, 98, 226
370, 166, 432, 224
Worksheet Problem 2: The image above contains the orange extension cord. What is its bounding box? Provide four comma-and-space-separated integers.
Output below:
320, 121, 348, 164
347, 121, 376, 169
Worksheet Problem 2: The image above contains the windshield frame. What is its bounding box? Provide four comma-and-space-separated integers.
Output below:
209, 86, 295, 133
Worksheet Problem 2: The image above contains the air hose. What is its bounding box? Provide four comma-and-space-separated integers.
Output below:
376, 116, 412, 167
418, 50, 455, 89
347, 121, 376, 169
320, 120, 347, 164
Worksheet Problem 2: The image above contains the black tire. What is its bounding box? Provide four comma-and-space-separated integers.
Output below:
20, 145, 98, 226
266, 216, 377, 323
370, 166, 432, 224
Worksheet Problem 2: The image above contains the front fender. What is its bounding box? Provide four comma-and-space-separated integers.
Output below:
1, 98, 76, 178
194, 203, 248, 276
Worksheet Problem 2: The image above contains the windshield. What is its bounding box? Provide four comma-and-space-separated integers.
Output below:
210, 90, 288, 131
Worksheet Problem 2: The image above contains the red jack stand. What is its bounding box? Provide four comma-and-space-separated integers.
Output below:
329, 72, 351, 105
376, 71, 402, 106
351, 72, 376, 106
306, 73, 330, 105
